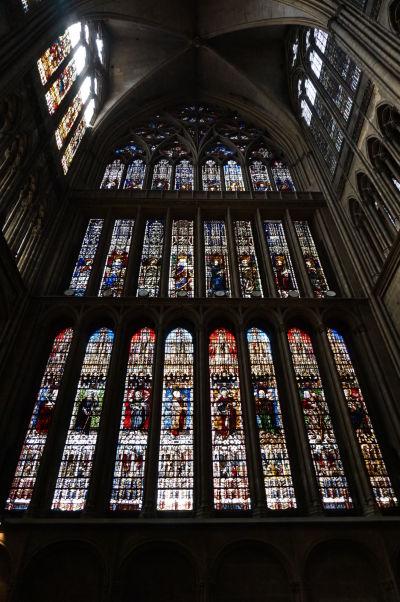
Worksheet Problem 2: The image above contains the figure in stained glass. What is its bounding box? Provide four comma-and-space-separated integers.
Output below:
99, 219, 134, 297
69, 219, 103, 296
202, 159, 221, 191
234, 220, 262, 297
123, 388, 151, 431
100, 160, 125, 189
169, 220, 194, 298
294, 221, 329, 297
204, 221, 231, 297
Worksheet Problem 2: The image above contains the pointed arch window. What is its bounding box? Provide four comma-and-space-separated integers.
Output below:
233, 220, 263, 298
271, 160, 295, 192
175, 160, 194, 191
45, 45, 87, 115
287, 328, 352, 509
99, 219, 134, 297
249, 160, 273, 192
7, 328, 74, 511
152, 159, 172, 190
157, 328, 194, 510
110, 327, 156, 511
52, 328, 114, 511
37, 22, 82, 86
100, 160, 125, 189
294, 221, 329, 296
68, 218, 104, 296
247, 328, 296, 509
209, 328, 250, 510
224, 160, 245, 191
168, 220, 194, 298
264, 221, 299, 297
327, 329, 398, 508
55, 75, 91, 150
123, 159, 146, 189
137, 220, 165, 297
204, 220, 230, 297
202, 159, 221, 191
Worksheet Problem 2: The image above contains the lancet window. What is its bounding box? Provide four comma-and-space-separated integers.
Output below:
110, 328, 156, 511
68, 219, 104, 296
137, 220, 165, 297
264, 221, 299, 297
6, 328, 74, 511
152, 159, 172, 190
288, 328, 352, 510
233, 221, 263, 298
294, 221, 330, 297
123, 160, 146, 190
204, 221, 231, 297
52, 328, 114, 511
157, 328, 194, 510
100, 160, 125, 189
168, 220, 195, 298
224, 160, 245, 191
99, 219, 134, 297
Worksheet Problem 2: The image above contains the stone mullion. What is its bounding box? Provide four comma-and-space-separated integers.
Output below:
237, 327, 266, 516
195, 207, 205, 298
196, 318, 213, 517
312, 42, 355, 103
226, 207, 241, 297
314, 324, 376, 515
160, 208, 172, 298
276, 322, 322, 514
283, 209, 313, 297
303, 92, 340, 161
372, 163, 400, 225
363, 200, 392, 252
313, 209, 350, 296
123, 206, 142, 296
27, 327, 87, 516
141, 322, 164, 516
86, 208, 113, 296
84, 322, 126, 515
254, 209, 277, 298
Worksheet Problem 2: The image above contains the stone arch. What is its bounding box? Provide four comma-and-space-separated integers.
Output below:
211, 541, 292, 602
304, 539, 383, 602
14, 540, 106, 602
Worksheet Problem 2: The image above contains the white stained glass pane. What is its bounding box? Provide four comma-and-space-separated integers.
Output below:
224, 160, 245, 191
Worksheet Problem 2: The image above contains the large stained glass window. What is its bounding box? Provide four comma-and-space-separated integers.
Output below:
69, 219, 104, 296
110, 328, 156, 511
271, 160, 295, 192
288, 328, 352, 510
123, 160, 146, 190
209, 328, 250, 510
249, 160, 273, 192
152, 159, 172, 190
6, 329, 74, 511
314, 29, 361, 93
247, 328, 296, 509
327, 329, 398, 508
175, 160, 193, 191
224, 160, 245, 191
52, 328, 114, 511
204, 221, 230, 297
157, 328, 194, 510
61, 99, 95, 174
264, 221, 299, 297
294, 221, 329, 297
233, 221, 262, 298
55, 76, 91, 150
168, 220, 194, 298
202, 159, 221, 191
100, 160, 125, 190
137, 220, 165, 297
45, 46, 86, 115
99, 219, 134, 297
37, 22, 82, 86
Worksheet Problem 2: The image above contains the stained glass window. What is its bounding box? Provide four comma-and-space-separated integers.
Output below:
271, 161, 295, 191
100, 160, 125, 189
61, 99, 95, 174
45, 46, 86, 115
247, 328, 296, 509
69, 219, 104, 296
327, 329, 398, 508
123, 160, 146, 190
233, 221, 262, 298
224, 160, 245, 191
175, 160, 193, 191
204, 221, 230, 297
99, 219, 134, 297
202, 160, 221, 191
6, 329, 74, 511
294, 221, 329, 297
263, 221, 299, 297
310, 51, 353, 121
37, 23, 82, 86
52, 328, 114, 511
168, 220, 194, 298
152, 159, 172, 190
157, 328, 194, 510
314, 29, 361, 93
55, 76, 91, 150
209, 328, 250, 510
305, 79, 344, 152
249, 160, 273, 191
287, 328, 352, 509
110, 328, 155, 511
137, 220, 165, 297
